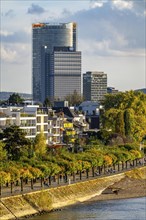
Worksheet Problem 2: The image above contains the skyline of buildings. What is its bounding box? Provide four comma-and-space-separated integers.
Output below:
32, 22, 81, 103
32, 21, 112, 104
1, 1, 145, 94
1, 15, 145, 101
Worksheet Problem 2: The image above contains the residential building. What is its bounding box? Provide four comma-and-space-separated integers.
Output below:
48, 110, 64, 145
32, 22, 81, 103
0, 105, 89, 146
53, 106, 89, 132
77, 101, 103, 129
83, 71, 107, 102
54, 101, 69, 108
107, 87, 119, 94
78, 101, 100, 116
0, 106, 48, 141
63, 121, 76, 144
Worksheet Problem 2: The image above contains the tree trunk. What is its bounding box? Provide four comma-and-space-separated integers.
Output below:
25, 178, 28, 184
103, 165, 106, 174
16, 180, 19, 186
0, 184, 2, 196
92, 167, 95, 177
10, 182, 13, 194
122, 161, 124, 170
21, 178, 23, 192
73, 172, 76, 182
65, 173, 68, 182
79, 171, 82, 180
49, 176, 51, 185
31, 179, 33, 189
41, 177, 43, 187
98, 166, 101, 175
86, 169, 89, 178
118, 163, 120, 171
57, 174, 60, 185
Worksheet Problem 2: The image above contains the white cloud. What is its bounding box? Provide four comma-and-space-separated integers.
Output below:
90, 1, 104, 8
1, 46, 17, 63
80, 36, 144, 58
132, 0, 146, 16
0, 30, 14, 37
27, 3, 45, 15
0, 0, 145, 93
1, 43, 31, 64
103, 23, 129, 48
112, 0, 133, 10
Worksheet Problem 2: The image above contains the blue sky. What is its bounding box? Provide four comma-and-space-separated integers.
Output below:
0, 0, 145, 94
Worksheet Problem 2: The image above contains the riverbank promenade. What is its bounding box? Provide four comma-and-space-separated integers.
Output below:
1, 157, 145, 198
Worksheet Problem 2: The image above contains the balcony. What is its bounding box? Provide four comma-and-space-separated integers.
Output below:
20, 113, 35, 117
20, 123, 36, 127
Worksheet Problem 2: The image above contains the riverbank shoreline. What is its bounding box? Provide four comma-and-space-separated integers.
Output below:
25, 176, 146, 219
87, 176, 146, 203
0, 167, 146, 220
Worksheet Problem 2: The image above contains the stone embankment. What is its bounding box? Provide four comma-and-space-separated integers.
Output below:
0, 167, 146, 220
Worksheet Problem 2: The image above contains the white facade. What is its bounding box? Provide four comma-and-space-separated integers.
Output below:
0, 106, 48, 142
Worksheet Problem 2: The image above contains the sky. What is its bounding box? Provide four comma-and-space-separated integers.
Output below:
0, 0, 146, 94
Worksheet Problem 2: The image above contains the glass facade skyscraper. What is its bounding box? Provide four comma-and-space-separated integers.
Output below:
83, 71, 107, 102
32, 22, 81, 103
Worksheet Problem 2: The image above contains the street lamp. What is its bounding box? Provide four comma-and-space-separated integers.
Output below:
140, 142, 144, 165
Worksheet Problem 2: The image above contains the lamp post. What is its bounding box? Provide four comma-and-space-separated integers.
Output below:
140, 142, 144, 166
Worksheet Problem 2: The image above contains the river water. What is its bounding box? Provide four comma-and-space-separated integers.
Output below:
29, 197, 146, 220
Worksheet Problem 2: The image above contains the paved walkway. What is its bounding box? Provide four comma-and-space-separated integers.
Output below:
1, 159, 145, 198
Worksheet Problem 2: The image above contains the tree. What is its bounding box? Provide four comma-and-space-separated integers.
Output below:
33, 132, 47, 158
0, 142, 7, 161
65, 90, 84, 106
115, 111, 125, 136
2, 125, 31, 160
8, 93, 24, 105
124, 109, 133, 138
102, 91, 146, 142
43, 97, 52, 107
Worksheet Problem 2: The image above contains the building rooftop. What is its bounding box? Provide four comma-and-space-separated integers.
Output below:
79, 101, 100, 107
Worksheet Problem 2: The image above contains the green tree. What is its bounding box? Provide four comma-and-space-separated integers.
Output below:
2, 125, 30, 160
115, 111, 125, 135
102, 91, 146, 142
65, 90, 84, 106
43, 97, 52, 107
33, 132, 47, 158
0, 142, 7, 161
8, 93, 24, 105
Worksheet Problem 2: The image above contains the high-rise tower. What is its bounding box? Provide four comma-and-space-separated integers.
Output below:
32, 22, 81, 103
83, 71, 107, 102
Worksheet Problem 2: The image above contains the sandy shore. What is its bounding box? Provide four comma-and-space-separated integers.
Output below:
88, 176, 146, 202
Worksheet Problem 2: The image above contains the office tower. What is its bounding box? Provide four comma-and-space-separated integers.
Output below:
83, 71, 107, 102
32, 22, 81, 103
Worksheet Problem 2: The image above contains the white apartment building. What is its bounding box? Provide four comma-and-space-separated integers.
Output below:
0, 105, 89, 145
48, 110, 64, 145
0, 106, 48, 142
